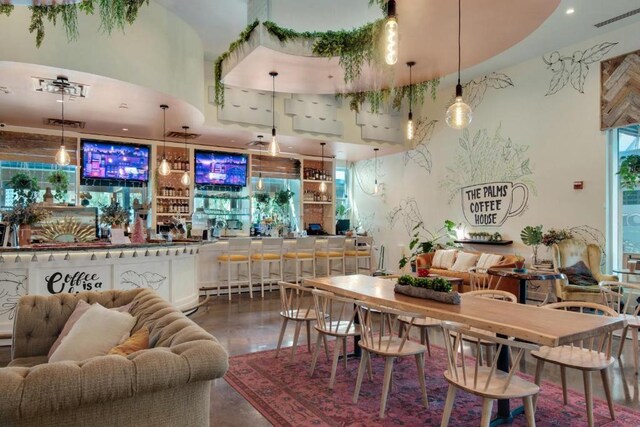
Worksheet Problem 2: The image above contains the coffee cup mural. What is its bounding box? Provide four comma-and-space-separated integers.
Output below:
461, 182, 529, 226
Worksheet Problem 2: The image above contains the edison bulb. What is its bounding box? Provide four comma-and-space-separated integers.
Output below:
319, 180, 327, 193
257, 176, 264, 190
374, 181, 379, 195
55, 144, 71, 166
385, 17, 398, 65
268, 135, 280, 156
181, 170, 191, 186
446, 96, 473, 129
158, 158, 171, 176
406, 119, 414, 140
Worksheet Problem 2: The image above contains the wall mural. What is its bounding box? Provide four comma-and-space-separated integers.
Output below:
448, 73, 514, 110
0, 271, 27, 320
441, 125, 535, 227
387, 198, 425, 236
120, 270, 166, 291
543, 42, 618, 96
404, 118, 437, 173
353, 157, 385, 197
600, 49, 640, 130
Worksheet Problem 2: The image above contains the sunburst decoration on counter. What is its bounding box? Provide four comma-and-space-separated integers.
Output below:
39, 216, 96, 243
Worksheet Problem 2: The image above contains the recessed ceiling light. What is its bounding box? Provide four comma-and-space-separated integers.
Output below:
231, 139, 235, 142
288, 146, 293, 149
566, 8, 575, 15
122, 128, 129, 131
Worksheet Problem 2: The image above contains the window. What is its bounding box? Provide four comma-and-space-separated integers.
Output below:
250, 177, 301, 233
0, 161, 76, 208
335, 160, 350, 224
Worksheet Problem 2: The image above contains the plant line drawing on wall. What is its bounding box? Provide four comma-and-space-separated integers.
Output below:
121, 270, 166, 291
387, 198, 426, 236
441, 124, 536, 204
543, 41, 618, 95
404, 118, 437, 173
353, 158, 385, 197
0, 271, 28, 320
447, 72, 514, 111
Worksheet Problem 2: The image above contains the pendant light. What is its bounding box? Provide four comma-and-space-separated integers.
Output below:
180, 126, 191, 186
53, 76, 71, 166
406, 61, 415, 140
268, 71, 280, 156
158, 105, 171, 176
319, 142, 327, 193
373, 148, 379, 195
385, 0, 398, 65
446, 0, 472, 129
256, 135, 265, 191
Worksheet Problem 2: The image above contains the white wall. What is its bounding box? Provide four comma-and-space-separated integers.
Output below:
352, 20, 640, 272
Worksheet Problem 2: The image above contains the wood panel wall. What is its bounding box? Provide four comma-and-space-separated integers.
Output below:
601, 49, 640, 130
0, 131, 78, 164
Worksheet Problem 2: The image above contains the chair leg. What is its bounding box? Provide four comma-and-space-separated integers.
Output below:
423, 328, 432, 357
227, 262, 232, 301
600, 368, 615, 420
560, 366, 568, 405
617, 326, 628, 359
440, 385, 457, 427
343, 337, 348, 369
480, 398, 494, 427
329, 336, 342, 390
415, 353, 428, 408
353, 350, 369, 403
306, 321, 312, 353
380, 357, 395, 418
260, 262, 265, 298
523, 395, 536, 427
290, 321, 302, 363
533, 359, 544, 409
322, 335, 330, 360
310, 333, 323, 377
632, 327, 639, 376
275, 317, 288, 358
583, 370, 594, 427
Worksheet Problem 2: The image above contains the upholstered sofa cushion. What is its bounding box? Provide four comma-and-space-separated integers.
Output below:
559, 261, 599, 287
450, 252, 479, 272
432, 249, 458, 269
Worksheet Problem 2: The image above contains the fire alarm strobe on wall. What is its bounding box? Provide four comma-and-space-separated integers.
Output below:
573, 181, 584, 190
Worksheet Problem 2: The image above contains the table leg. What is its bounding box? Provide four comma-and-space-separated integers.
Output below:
519, 279, 527, 304
491, 334, 525, 426
339, 304, 362, 360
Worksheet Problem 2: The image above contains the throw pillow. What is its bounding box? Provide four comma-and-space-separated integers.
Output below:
477, 253, 503, 269
49, 304, 136, 363
432, 249, 458, 269
108, 326, 150, 357
559, 261, 598, 286
48, 300, 132, 358
450, 252, 480, 272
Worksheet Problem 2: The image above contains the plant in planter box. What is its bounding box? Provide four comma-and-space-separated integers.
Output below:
618, 155, 640, 189
520, 225, 543, 265
100, 201, 130, 227
541, 228, 573, 247
47, 170, 69, 202
398, 220, 456, 270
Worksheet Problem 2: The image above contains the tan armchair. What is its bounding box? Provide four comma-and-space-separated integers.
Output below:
551, 239, 617, 303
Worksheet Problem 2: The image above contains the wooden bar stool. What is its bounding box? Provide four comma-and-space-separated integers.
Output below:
283, 237, 316, 283
217, 238, 252, 300
251, 237, 284, 298
315, 236, 346, 277
345, 236, 373, 275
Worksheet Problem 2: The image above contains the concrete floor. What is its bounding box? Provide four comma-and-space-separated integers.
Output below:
3, 291, 640, 426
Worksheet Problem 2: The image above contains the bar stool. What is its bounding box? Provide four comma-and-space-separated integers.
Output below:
315, 236, 346, 276
251, 237, 284, 298
345, 236, 373, 275
217, 238, 252, 300
283, 237, 316, 283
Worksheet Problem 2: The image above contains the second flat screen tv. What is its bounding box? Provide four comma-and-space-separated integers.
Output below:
194, 150, 248, 187
82, 140, 150, 182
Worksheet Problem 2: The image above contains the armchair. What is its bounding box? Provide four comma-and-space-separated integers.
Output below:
551, 239, 617, 303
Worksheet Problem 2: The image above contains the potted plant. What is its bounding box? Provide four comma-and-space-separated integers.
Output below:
541, 228, 573, 247
80, 192, 93, 207
398, 220, 456, 271
8, 173, 39, 206
3, 203, 50, 246
618, 154, 640, 189
395, 274, 460, 304
47, 170, 69, 203
100, 202, 130, 229
514, 254, 526, 271
520, 225, 543, 265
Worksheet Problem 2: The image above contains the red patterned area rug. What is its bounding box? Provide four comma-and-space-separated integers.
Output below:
224, 343, 640, 427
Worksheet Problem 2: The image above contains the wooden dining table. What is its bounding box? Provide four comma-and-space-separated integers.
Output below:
303, 274, 626, 426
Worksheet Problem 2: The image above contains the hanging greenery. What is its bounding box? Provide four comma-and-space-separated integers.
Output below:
0, 0, 150, 48
336, 79, 439, 113
368, 0, 388, 13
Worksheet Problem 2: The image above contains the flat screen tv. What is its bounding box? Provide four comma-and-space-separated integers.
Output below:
81, 140, 150, 182
194, 150, 248, 186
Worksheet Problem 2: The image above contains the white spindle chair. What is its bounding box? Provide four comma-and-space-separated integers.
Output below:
283, 237, 316, 283
315, 236, 346, 276
345, 236, 373, 275
469, 267, 503, 291
440, 321, 540, 427
216, 237, 252, 300
251, 237, 284, 297
276, 281, 318, 362
353, 301, 429, 418
532, 302, 616, 427
309, 289, 361, 389
600, 281, 640, 374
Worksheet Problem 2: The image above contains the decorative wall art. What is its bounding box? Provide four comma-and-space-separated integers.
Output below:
440, 125, 535, 227
543, 42, 618, 96
601, 49, 640, 130
447, 73, 514, 110
387, 198, 425, 236
353, 158, 385, 196
0, 271, 27, 321
120, 270, 167, 291
404, 118, 437, 173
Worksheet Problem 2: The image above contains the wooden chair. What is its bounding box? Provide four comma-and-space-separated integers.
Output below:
309, 289, 361, 389
600, 281, 640, 374
251, 237, 284, 298
469, 267, 502, 291
315, 236, 346, 277
440, 321, 540, 427
353, 301, 429, 418
397, 316, 441, 357
283, 237, 316, 283
532, 301, 616, 427
217, 237, 252, 300
275, 281, 317, 362
345, 236, 373, 275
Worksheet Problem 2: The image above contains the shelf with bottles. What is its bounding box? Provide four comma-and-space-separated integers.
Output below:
157, 196, 190, 200
302, 189, 332, 203
156, 199, 190, 215
158, 186, 191, 198
303, 167, 333, 182
156, 153, 190, 172
303, 201, 332, 205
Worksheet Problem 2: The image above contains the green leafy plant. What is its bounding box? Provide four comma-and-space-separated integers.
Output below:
100, 201, 130, 226
336, 79, 440, 113
541, 228, 573, 247
397, 275, 453, 293
618, 155, 640, 189
398, 220, 456, 269
8, 173, 40, 206
336, 203, 350, 220
273, 189, 294, 220
47, 170, 69, 202
397, 274, 415, 286
0, 4, 14, 16
520, 225, 543, 264
3, 202, 50, 226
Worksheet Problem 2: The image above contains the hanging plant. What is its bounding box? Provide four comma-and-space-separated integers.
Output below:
618, 154, 640, 189
47, 170, 69, 202
337, 79, 439, 113
1, 0, 150, 48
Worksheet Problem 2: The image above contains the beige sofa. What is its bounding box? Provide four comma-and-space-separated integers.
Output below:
0, 288, 228, 427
